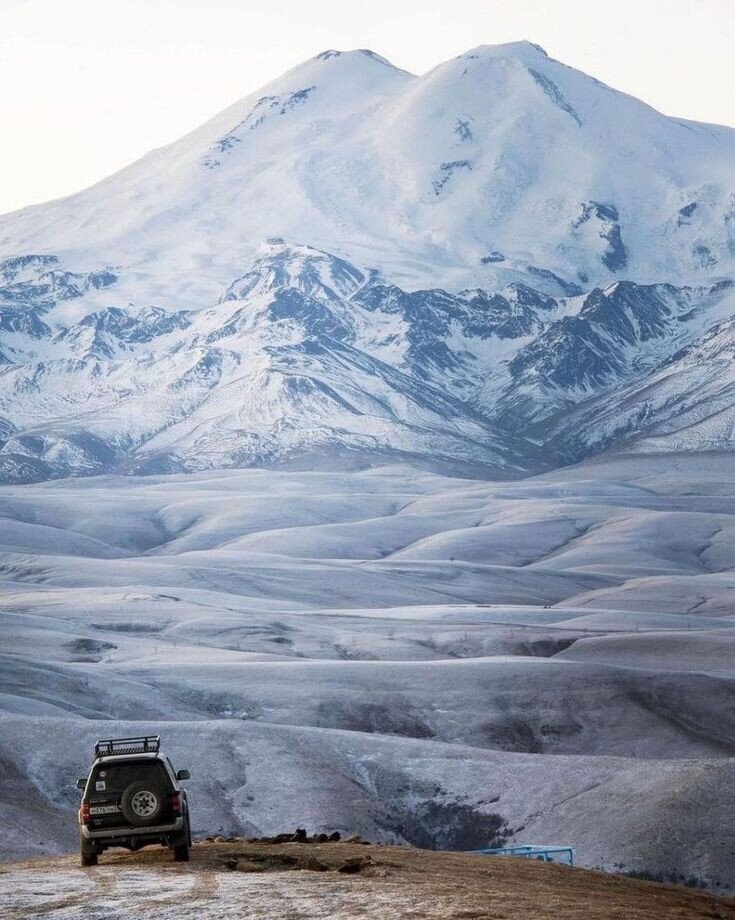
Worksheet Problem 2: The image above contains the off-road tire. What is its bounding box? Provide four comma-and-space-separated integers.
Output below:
173, 842, 190, 862
120, 780, 165, 827
80, 845, 98, 867
172, 814, 191, 861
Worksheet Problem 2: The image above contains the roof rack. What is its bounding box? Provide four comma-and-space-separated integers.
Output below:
94, 736, 160, 758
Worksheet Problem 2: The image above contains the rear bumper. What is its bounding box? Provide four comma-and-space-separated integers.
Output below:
81, 816, 184, 840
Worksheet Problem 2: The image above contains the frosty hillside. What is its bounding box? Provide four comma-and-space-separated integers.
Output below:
1, 35, 735, 907
2, 456, 735, 890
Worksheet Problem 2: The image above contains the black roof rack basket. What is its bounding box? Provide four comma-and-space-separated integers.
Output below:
94, 736, 160, 758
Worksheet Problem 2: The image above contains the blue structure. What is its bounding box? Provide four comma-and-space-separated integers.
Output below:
468, 844, 575, 866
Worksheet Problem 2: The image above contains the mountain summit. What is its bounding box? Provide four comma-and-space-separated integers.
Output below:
0, 45, 734, 481
2, 43, 733, 303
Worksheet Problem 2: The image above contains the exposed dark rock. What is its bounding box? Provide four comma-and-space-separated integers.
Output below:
64, 638, 117, 662
387, 800, 510, 851
0, 256, 117, 315
298, 857, 329, 872
510, 315, 625, 389
574, 201, 628, 271
455, 118, 473, 142
337, 856, 372, 873
248, 829, 345, 845
579, 282, 676, 344
506, 283, 557, 311
233, 859, 261, 872
507, 281, 693, 396
266, 289, 354, 342
56, 306, 191, 359
527, 67, 582, 125
315, 699, 435, 739
693, 244, 717, 267
601, 222, 628, 271
432, 160, 472, 195
458, 290, 539, 339
527, 266, 584, 296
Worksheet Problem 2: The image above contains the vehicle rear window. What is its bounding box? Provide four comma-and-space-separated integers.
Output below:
90, 761, 171, 794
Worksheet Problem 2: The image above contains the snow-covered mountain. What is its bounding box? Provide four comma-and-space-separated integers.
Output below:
0, 43, 734, 481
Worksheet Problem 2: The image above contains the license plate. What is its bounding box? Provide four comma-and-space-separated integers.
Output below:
90, 805, 120, 815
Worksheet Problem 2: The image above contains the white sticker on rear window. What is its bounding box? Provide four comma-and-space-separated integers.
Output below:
96, 780, 106, 791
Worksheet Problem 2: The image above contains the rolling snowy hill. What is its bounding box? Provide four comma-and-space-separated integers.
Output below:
0, 43, 734, 480
1, 455, 734, 888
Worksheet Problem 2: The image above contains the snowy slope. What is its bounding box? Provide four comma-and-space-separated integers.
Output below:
1, 457, 735, 887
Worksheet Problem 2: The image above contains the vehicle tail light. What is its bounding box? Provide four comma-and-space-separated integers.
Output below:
169, 792, 181, 813
80, 803, 90, 825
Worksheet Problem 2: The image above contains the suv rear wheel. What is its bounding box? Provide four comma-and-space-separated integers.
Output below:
80, 837, 98, 867
172, 813, 191, 861
173, 841, 189, 862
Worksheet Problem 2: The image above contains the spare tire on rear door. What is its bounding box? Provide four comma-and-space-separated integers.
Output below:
120, 780, 165, 826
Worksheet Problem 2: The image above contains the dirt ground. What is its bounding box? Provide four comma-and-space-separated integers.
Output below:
1, 840, 733, 920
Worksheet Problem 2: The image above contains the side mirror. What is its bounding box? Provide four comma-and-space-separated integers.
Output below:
176, 769, 190, 781
76, 778, 87, 790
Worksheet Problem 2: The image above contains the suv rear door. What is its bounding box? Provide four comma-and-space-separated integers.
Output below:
86, 760, 174, 830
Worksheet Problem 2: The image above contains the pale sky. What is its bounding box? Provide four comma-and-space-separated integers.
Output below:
1, 0, 733, 216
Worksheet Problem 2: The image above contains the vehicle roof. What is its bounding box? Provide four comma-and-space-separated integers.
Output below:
93, 752, 166, 765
